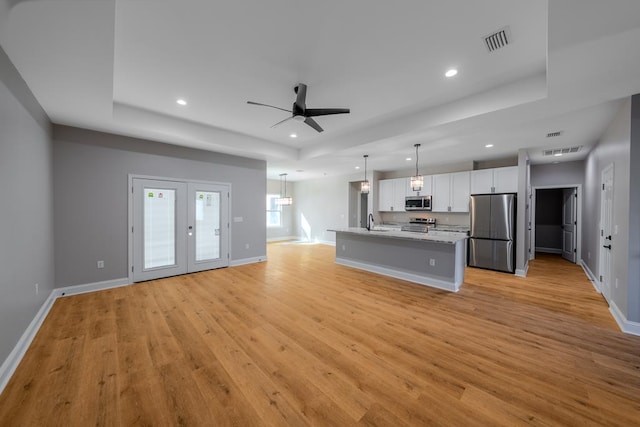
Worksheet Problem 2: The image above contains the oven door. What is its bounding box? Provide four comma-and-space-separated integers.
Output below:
422, 195, 432, 211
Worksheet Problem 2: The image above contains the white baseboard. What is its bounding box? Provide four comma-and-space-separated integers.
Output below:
55, 277, 130, 298
515, 262, 529, 277
266, 235, 298, 243
0, 277, 130, 394
230, 256, 266, 267
609, 301, 640, 336
580, 260, 601, 293
0, 289, 57, 394
335, 257, 459, 292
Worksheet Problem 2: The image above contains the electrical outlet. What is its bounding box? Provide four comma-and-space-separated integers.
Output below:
342, 245, 346, 251
429, 259, 436, 266
35, 283, 39, 295
97, 260, 104, 269
245, 243, 250, 249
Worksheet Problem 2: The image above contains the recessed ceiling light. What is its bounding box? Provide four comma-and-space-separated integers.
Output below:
554, 153, 563, 157
176, 99, 187, 106
406, 157, 412, 161
355, 166, 360, 170
485, 144, 494, 148
290, 133, 297, 138
445, 69, 458, 78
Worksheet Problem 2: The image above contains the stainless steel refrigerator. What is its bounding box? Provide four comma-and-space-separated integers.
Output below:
468, 193, 516, 273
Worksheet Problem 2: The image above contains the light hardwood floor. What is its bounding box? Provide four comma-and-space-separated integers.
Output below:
1, 243, 639, 426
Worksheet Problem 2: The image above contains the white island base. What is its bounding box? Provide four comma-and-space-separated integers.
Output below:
330, 228, 467, 292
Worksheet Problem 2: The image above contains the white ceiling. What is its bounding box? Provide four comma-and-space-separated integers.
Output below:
2, 0, 640, 181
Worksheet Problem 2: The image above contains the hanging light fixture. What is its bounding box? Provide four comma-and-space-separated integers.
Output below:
360, 155, 370, 193
410, 144, 423, 191
276, 173, 293, 206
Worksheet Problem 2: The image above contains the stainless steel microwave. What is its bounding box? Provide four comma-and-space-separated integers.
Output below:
405, 195, 432, 211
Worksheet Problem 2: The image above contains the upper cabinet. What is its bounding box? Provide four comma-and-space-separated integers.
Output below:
432, 171, 470, 212
470, 166, 518, 194
378, 178, 408, 212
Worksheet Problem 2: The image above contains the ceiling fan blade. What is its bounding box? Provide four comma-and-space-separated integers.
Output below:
304, 108, 350, 117
304, 117, 324, 132
295, 83, 307, 110
271, 116, 295, 128
247, 101, 291, 113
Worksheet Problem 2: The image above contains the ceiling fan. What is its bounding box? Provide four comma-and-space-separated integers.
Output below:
247, 83, 350, 132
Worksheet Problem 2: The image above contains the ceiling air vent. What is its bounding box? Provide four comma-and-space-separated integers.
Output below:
542, 146, 582, 156
484, 26, 511, 52
546, 131, 563, 138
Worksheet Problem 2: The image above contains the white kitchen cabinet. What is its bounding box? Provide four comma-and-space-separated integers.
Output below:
493, 166, 518, 193
432, 171, 470, 212
393, 178, 408, 210
470, 166, 518, 194
406, 174, 433, 197
378, 178, 407, 211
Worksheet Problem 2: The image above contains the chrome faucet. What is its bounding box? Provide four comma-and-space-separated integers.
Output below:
367, 213, 374, 231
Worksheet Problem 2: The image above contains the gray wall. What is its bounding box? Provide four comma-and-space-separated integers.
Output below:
0, 45, 54, 364
53, 125, 266, 287
531, 160, 585, 187
293, 172, 371, 244
266, 178, 295, 241
583, 98, 634, 321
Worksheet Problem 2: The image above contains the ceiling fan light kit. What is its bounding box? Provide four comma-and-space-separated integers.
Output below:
411, 143, 423, 192
248, 83, 350, 133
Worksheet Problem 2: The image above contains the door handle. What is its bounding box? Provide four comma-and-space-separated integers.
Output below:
603, 244, 612, 250
606, 235, 612, 240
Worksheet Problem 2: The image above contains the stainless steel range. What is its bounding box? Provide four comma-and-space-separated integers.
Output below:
401, 217, 436, 233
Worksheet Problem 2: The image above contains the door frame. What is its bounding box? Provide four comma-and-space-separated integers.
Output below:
599, 164, 614, 301
530, 184, 582, 263
128, 174, 232, 284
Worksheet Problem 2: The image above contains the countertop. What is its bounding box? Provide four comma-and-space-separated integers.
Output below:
376, 223, 470, 234
328, 227, 468, 244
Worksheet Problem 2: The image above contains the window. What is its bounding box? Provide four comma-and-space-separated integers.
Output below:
266, 194, 282, 227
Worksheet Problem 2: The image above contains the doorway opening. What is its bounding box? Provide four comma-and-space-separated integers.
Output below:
348, 181, 369, 228
530, 185, 581, 264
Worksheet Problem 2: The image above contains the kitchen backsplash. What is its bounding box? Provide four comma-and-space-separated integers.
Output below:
380, 211, 470, 226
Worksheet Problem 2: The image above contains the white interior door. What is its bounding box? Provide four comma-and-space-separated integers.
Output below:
561, 188, 577, 263
132, 178, 229, 282
187, 182, 229, 272
600, 165, 614, 301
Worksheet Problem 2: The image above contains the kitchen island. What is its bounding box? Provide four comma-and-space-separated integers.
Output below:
328, 228, 468, 292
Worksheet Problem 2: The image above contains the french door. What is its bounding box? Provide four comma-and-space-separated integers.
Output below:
131, 178, 229, 282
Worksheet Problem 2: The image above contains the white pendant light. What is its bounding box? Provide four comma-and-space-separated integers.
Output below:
276, 173, 293, 206
410, 144, 423, 191
360, 155, 370, 193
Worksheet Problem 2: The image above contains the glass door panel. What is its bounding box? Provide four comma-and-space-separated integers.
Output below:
195, 191, 221, 261
144, 188, 177, 269
188, 183, 229, 273
133, 179, 187, 282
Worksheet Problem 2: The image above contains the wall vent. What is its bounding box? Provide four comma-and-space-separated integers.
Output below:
484, 26, 511, 52
542, 146, 582, 156
546, 131, 563, 138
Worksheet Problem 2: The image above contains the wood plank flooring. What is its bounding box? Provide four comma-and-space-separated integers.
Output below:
1, 243, 639, 426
